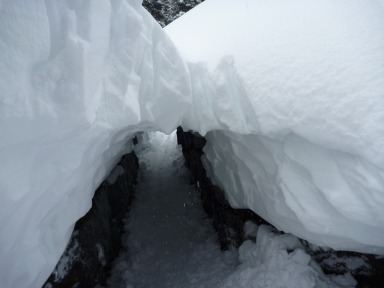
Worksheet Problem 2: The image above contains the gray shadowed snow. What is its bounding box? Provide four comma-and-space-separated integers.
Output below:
107, 131, 237, 288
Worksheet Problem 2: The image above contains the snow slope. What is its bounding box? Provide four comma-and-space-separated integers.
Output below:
0, 1, 190, 287
165, 0, 384, 255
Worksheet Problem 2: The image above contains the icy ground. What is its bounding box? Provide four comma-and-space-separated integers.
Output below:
106, 132, 356, 288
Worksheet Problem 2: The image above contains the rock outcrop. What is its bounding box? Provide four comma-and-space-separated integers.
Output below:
143, 0, 205, 27
176, 127, 270, 250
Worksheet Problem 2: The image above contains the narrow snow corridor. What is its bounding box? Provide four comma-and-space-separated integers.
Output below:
1, 1, 384, 287
107, 132, 237, 288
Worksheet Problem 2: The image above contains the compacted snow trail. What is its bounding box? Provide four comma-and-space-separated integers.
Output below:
106, 132, 358, 288
107, 132, 237, 288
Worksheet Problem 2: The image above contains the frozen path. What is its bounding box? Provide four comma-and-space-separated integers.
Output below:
108, 132, 237, 288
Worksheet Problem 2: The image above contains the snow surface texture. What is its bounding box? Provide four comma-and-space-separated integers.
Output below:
165, 0, 384, 254
107, 132, 355, 288
0, 0, 384, 287
0, 1, 190, 287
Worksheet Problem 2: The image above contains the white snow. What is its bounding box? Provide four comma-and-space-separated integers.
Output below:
165, 0, 384, 254
223, 224, 357, 288
0, 1, 190, 287
0, 0, 383, 287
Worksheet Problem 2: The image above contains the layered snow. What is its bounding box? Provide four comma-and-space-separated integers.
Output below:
1, 0, 384, 287
0, 1, 190, 287
203, 131, 384, 254
165, 0, 384, 254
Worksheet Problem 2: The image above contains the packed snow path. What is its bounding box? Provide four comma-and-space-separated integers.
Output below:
108, 132, 237, 288
107, 132, 356, 288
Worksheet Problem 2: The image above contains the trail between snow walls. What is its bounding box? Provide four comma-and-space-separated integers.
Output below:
103, 132, 359, 288
107, 132, 238, 288
46, 131, 383, 288
1, 1, 384, 287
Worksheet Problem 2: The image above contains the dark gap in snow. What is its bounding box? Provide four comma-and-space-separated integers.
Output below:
176, 127, 271, 250
142, 0, 205, 27
43, 148, 139, 288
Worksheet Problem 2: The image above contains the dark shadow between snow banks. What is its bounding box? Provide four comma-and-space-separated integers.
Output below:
43, 147, 139, 288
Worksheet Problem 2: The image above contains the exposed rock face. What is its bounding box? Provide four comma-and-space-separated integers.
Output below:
44, 152, 139, 288
176, 127, 270, 250
176, 126, 384, 288
142, 0, 204, 27
307, 250, 384, 288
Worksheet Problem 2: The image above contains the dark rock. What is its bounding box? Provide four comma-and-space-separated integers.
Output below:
176, 127, 269, 250
142, 0, 205, 27
302, 244, 384, 288
43, 152, 139, 288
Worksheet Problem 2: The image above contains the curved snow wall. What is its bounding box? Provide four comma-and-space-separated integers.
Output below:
0, 1, 191, 287
1, 1, 384, 287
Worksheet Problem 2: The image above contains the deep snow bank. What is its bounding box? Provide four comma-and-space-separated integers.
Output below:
0, 1, 190, 287
165, 0, 384, 255
1, 0, 384, 287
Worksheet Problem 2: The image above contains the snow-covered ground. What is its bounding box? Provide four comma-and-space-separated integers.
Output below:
106, 132, 356, 288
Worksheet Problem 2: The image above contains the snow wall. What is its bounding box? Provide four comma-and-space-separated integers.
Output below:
0, 1, 191, 287
165, 0, 384, 255
0, 0, 383, 287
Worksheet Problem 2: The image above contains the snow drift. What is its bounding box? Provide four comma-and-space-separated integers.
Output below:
0, 0, 383, 287
165, 0, 384, 255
